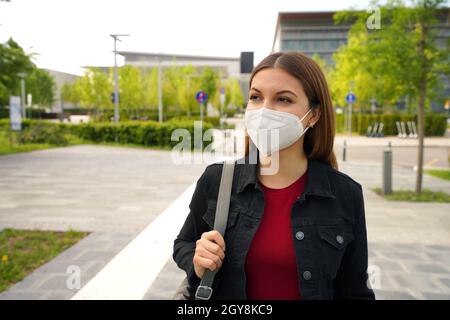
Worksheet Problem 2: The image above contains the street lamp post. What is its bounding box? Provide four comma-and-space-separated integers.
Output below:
158, 58, 163, 123
371, 96, 376, 114
110, 34, 129, 125
17, 72, 26, 119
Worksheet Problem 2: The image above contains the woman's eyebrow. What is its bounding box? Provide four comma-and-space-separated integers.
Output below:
250, 87, 261, 93
276, 90, 297, 97
250, 87, 297, 97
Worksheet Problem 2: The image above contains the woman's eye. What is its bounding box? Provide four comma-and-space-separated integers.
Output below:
278, 96, 293, 103
249, 95, 260, 101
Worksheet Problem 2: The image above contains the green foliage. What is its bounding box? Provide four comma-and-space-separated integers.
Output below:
425, 169, 450, 181
0, 118, 214, 151
26, 68, 56, 107
335, 113, 447, 136
64, 67, 113, 110
118, 65, 145, 112
62, 63, 244, 120
373, 187, 450, 202
200, 66, 219, 105
0, 38, 55, 108
74, 119, 213, 150
18, 122, 69, 146
331, 0, 449, 110
170, 116, 220, 127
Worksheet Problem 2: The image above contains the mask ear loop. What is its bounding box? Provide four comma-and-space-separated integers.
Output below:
299, 107, 313, 129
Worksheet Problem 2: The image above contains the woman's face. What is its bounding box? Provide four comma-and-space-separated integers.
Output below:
247, 67, 319, 126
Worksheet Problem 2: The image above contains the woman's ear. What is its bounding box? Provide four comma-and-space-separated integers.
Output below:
309, 107, 321, 128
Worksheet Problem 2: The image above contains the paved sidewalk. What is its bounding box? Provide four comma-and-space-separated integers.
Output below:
0, 145, 206, 233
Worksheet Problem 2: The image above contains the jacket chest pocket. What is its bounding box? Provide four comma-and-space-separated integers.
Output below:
316, 224, 355, 279
201, 200, 241, 234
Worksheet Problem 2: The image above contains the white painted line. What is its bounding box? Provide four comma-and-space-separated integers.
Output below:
71, 182, 196, 300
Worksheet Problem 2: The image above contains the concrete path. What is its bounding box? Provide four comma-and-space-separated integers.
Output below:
0, 145, 206, 233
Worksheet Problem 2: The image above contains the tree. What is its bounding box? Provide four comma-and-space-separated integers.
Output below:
118, 65, 145, 116
162, 64, 183, 114
178, 65, 201, 116
26, 68, 55, 107
200, 66, 219, 108
0, 38, 35, 106
142, 67, 159, 111
225, 78, 244, 109
333, 0, 450, 193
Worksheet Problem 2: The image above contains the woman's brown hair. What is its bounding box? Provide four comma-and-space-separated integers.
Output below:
244, 51, 338, 170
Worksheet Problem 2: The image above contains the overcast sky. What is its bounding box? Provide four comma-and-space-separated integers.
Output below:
0, 0, 372, 75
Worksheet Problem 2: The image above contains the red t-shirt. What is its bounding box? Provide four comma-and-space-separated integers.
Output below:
245, 171, 308, 300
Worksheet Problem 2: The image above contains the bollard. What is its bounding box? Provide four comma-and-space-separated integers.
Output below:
382, 149, 393, 195
342, 140, 347, 162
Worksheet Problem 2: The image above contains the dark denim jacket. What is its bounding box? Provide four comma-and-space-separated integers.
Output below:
173, 155, 375, 300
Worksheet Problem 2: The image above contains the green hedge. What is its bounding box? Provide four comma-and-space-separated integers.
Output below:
0, 119, 213, 149
335, 113, 447, 136
51, 107, 238, 122
71, 120, 213, 149
87, 109, 204, 123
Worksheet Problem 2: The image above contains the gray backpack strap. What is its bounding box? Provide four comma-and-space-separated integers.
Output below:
195, 160, 235, 300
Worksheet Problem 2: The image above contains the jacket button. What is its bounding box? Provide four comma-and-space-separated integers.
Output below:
303, 271, 312, 280
336, 235, 344, 244
295, 231, 305, 241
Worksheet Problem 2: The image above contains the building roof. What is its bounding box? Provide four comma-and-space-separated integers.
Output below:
117, 51, 240, 62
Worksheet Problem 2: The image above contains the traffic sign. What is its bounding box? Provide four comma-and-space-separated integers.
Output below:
346, 93, 356, 104
196, 90, 208, 104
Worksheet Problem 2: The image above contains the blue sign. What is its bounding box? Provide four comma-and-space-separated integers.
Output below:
196, 90, 208, 104
346, 93, 356, 103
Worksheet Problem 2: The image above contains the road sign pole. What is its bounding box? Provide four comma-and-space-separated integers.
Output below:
195, 90, 208, 125
220, 88, 225, 130
349, 102, 352, 135
158, 59, 163, 123
200, 102, 204, 123
345, 92, 356, 136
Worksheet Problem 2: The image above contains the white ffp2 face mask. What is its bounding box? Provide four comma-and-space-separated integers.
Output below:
244, 107, 312, 156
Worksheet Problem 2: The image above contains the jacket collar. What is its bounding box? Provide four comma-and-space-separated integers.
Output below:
236, 152, 336, 199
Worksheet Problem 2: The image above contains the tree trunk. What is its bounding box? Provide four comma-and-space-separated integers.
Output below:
415, 77, 426, 194
415, 21, 428, 194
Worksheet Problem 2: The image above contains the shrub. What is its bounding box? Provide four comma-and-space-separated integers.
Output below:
335, 113, 447, 136
17, 121, 69, 146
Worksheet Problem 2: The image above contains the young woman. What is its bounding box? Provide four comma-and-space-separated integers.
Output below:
173, 51, 375, 300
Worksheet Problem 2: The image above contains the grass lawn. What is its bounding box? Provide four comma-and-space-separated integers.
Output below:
372, 187, 450, 203
0, 228, 88, 293
0, 130, 87, 156
425, 169, 450, 181
0, 130, 184, 156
